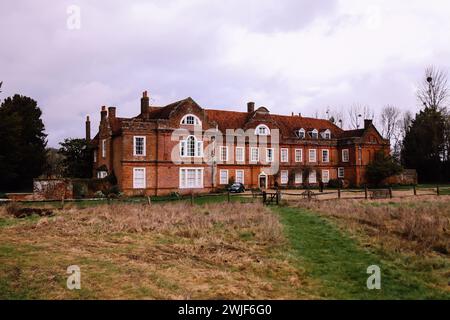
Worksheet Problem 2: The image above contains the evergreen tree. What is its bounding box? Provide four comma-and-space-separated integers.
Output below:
401, 107, 447, 182
0, 95, 47, 191
58, 138, 92, 178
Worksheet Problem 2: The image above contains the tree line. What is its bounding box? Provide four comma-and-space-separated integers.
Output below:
0, 67, 449, 192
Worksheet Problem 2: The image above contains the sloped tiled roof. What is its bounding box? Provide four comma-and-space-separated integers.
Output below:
100, 97, 376, 140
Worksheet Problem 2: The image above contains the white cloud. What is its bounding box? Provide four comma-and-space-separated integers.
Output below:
1, 0, 450, 145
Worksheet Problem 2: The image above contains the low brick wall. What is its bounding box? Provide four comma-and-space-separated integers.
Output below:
386, 169, 418, 185
33, 179, 73, 200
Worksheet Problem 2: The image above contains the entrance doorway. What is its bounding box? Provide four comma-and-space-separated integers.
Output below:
259, 174, 267, 189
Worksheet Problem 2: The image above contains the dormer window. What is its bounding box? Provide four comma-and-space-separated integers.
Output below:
181, 114, 201, 125
322, 129, 331, 139
311, 129, 319, 139
296, 129, 306, 139
255, 124, 270, 136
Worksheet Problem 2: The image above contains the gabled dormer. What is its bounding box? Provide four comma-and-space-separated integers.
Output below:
296, 128, 306, 139
321, 129, 331, 139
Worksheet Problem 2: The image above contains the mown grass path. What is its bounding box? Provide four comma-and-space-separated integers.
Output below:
274, 206, 449, 299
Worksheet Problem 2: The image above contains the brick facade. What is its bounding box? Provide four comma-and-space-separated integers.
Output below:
89, 92, 390, 195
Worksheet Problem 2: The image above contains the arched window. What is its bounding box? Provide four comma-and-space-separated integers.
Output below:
181, 114, 201, 125
180, 135, 203, 157
255, 124, 270, 136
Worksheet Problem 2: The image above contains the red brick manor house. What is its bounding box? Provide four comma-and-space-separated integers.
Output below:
87, 91, 389, 196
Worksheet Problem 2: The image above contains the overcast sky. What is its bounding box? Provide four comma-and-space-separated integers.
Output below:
1, 0, 450, 146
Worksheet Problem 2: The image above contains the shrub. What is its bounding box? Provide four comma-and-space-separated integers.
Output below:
73, 181, 88, 199
94, 191, 105, 198
366, 151, 403, 186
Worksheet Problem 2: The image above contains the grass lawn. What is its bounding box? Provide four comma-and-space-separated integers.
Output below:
274, 206, 450, 299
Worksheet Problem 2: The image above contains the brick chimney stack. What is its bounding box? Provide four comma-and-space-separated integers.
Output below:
364, 119, 373, 129
141, 91, 149, 116
247, 101, 255, 113
108, 106, 116, 119
100, 106, 107, 121
85, 115, 91, 142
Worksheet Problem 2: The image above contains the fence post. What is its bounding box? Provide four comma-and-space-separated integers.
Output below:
190, 193, 194, 205
388, 187, 393, 199
227, 191, 230, 203
364, 185, 368, 200
276, 191, 280, 205
262, 191, 267, 204
437, 185, 440, 196
60, 195, 65, 210
413, 185, 417, 196
147, 196, 151, 205
338, 187, 341, 199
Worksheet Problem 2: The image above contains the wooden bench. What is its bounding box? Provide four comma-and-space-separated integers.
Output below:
370, 189, 390, 199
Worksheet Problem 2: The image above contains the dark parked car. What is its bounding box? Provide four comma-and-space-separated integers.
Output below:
228, 183, 245, 193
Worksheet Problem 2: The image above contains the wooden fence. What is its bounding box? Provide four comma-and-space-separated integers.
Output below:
0, 185, 448, 207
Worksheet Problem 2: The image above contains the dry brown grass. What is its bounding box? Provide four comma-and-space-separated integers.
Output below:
0, 202, 314, 299
294, 196, 450, 255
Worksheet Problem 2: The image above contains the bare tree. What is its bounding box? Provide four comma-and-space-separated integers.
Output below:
417, 66, 449, 110
380, 105, 401, 140
0, 81, 2, 93
348, 103, 374, 129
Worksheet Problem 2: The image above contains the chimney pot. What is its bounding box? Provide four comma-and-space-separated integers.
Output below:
247, 101, 255, 113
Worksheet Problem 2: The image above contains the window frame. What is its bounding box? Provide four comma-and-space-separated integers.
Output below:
295, 149, 303, 163
219, 169, 229, 185
180, 114, 201, 126
266, 148, 274, 163
220, 146, 229, 162
180, 135, 203, 158
250, 147, 259, 162
309, 149, 317, 163
133, 167, 146, 189
322, 149, 329, 163
235, 170, 244, 184
311, 129, 319, 139
179, 167, 204, 189
338, 167, 345, 178
322, 170, 330, 183
133, 136, 146, 156
281, 148, 289, 163
309, 170, 317, 184
236, 147, 245, 162
255, 124, 270, 136
295, 172, 302, 184
342, 149, 349, 162
280, 170, 289, 185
